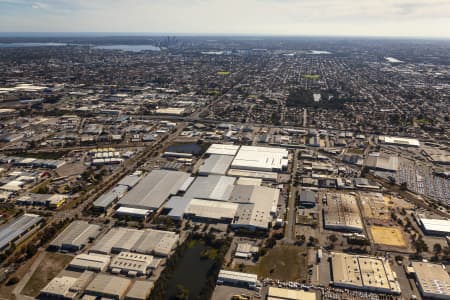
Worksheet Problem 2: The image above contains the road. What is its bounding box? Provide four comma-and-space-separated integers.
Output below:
285, 149, 299, 242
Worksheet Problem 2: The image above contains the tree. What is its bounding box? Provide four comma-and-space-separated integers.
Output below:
175, 285, 189, 300
433, 243, 442, 256
328, 234, 338, 244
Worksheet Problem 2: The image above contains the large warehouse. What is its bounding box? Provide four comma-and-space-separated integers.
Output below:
379, 136, 420, 147
89, 227, 179, 257
84, 274, 131, 300
205, 144, 240, 156
231, 146, 289, 172
417, 217, 450, 236
217, 270, 259, 289
118, 170, 191, 210
330, 252, 401, 294
49, 220, 102, 252
0, 213, 42, 252
411, 261, 450, 300
323, 193, 363, 232
68, 253, 111, 272
198, 154, 234, 176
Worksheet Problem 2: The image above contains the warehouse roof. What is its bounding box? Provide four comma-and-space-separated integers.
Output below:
115, 207, 151, 217
206, 144, 240, 156
324, 193, 363, 232
110, 251, 154, 275
85, 274, 131, 299
379, 136, 420, 147
229, 184, 279, 214
218, 270, 258, 285
231, 146, 289, 172
126, 280, 154, 300
183, 175, 236, 201
411, 261, 450, 298
268, 287, 317, 300
420, 218, 450, 234
236, 177, 262, 186
198, 154, 234, 175
118, 170, 190, 210
93, 185, 128, 209
40, 276, 78, 298
90, 227, 179, 257
50, 221, 101, 251
0, 213, 42, 250
331, 252, 401, 294
68, 253, 111, 272
184, 198, 239, 221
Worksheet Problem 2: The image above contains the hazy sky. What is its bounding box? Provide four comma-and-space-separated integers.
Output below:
1, 0, 450, 38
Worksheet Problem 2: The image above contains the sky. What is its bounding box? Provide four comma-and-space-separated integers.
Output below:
1, 0, 450, 38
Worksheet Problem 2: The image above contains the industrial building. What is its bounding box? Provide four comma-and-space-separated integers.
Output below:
323, 193, 363, 232
90, 227, 179, 257
0, 213, 42, 252
116, 172, 143, 189
49, 221, 101, 252
297, 190, 316, 208
40, 276, 79, 299
364, 154, 399, 172
93, 185, 128, 210
109, 251, 154, 277
205, 144, 240, 156
84, 274, 131, 300
183, 199, 239, 223
125, 280, 154, 300
379, 136, 420, 147
114, 207, 152, 219
330, 252, 401, 294
416, 217, 450, 236
411, 261, 450, 300
235, 243, 259, 259
231, 146, 289, 172
267, 287, 317, 300
216, 270, 259, 289
198, 154, 234, 175
118, 169, 190, 210
68, 253, 111, 272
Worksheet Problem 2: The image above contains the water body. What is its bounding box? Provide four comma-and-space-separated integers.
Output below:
309, 50, 332, 54
166, 242, 214, 300
93, 44, 160, 52
166, 143, 202, 155
0, 42, 67, 48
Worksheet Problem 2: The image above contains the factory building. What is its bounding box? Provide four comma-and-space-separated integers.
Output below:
118, 169, 190, 210
330, 252, 401, 294
216, 270, 259, 289
205, 144, 240, 156
89, 227, 179, 257
93, 185, 128, 211
297, 190, 316, 208
323, 193, 363, 232
231, 146, 289, 172
40, 271, 95, 300
267, 287, 317, 300
0, 213, 43, 252
109, 251, 155, 277
49, 221, 101, 252
183, 199, 239, 223
84, 274, 131, 300
416, 217, 450, 236
125, 281, 154, 300
198, 154, 234, 176
364, 154, 399, 172
68, 253, 111, 272
114, 207, 152, 220
411, 261, 450, 300
379, 136, 420, 147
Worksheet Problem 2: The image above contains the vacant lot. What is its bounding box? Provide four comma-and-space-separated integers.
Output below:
22, 252, 73, 297
244, 245, 307, 282
371, 226, 406, 247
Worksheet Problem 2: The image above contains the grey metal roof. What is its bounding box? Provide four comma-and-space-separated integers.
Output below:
117, 174, 143, 189
118, 170, 189, 210
0, 213, 42, 250
183, 175, 235, 201
198, 154, 234, 175
299, 190, 316, 204
93, 185, 128, 209
50, 220, 101, 250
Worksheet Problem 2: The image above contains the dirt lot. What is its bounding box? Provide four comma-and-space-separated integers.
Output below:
370, 226, 406, 247
243, 245, 307, 282
22, 252, 73, 297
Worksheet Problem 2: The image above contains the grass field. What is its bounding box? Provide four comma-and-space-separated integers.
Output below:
22, 252, 73, 297
371, 226, 406, 247
244, 245, 307, 281
303, 74, 320, 80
